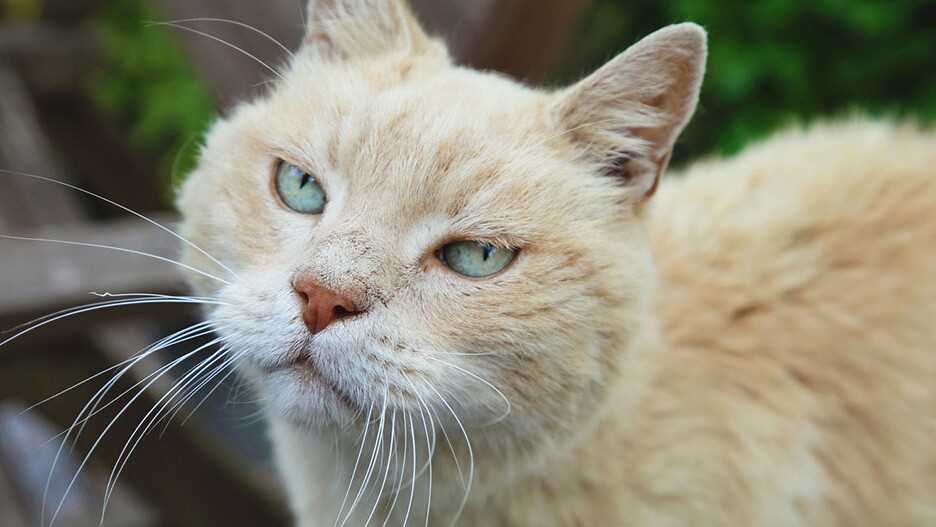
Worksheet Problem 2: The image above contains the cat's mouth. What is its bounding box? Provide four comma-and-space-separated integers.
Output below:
262, 357, 358, 410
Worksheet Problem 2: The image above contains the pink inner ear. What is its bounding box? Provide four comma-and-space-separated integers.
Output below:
551, 24, 706, 204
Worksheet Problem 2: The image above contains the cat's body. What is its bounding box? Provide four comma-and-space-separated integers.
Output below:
172, 1, 936, 525
269, 120, 936, 527
645, 120, 936, 526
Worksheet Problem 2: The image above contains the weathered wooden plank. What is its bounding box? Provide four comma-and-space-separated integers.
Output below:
0, 24, 97, 96
37, 99, 169, 214
0, 402, 157, 527
0, 64, 83, 228
0, 461, 29, 527
0, 213, 190, 334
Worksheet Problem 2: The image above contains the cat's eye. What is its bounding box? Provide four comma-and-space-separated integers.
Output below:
275, 161, 327, 214
437, 241, 516, 278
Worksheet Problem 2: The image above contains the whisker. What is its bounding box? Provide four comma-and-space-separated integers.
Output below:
161, 18, 295, 58
102, 346, 232, 514
423, 381, 475, 527
382, 409, 407, 527
50, 323, 223, 444
5, 293, 218, 337
340, 386, 388, 527
364, 409, 395, 527
40, 321, 218, 526
146, 22, 284, 80
426, 356, 512, 424
49, 337, 224, 527
403, 374, 434, 527
172, 348, 248, 429
0, 297, 226, 348
0, 234, 231, 285
22, 321, 216, 418
333, 404, 374, 527
426, 403, 464, 489
402, 407, 417, 527
148, 345, 233, 437
0, 170, 238, 280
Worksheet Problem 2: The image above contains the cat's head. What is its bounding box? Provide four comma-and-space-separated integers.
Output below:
178, 0, 705, 448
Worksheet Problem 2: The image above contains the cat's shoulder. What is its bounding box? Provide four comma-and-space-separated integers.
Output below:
650, 117, 936, 301
640, 118, 936, 524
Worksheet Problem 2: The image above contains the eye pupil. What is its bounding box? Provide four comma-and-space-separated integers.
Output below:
439, 241, 516, 278
275, 161, 327, 214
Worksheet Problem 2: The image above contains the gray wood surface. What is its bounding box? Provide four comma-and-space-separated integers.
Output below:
0, 463, 29, 527
0, 64, 83, 228
0, 24, 98, 96
0, 213, 188, 335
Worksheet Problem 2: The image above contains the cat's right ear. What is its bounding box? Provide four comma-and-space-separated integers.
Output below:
302, 0, 433, 60
552, 24, 706, 203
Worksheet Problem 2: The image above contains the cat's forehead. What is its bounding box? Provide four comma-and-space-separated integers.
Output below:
260, 59, 598, 231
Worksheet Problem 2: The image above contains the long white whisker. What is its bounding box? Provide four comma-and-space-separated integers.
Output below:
426, 356, 511, 424
162, 18, 294, 58
22, 321, 215, 418
402, 408, 417, 527
5, 293, 221, 337
424, 382, 474, 527
41, 321, 217, 526
0, 234, 230, 285
0, 170, 238, 279
67, 324, 224, 446
50, 337, 224, 527
146, 22, 284, 80
427, 403, 464, 489
334, 404, 374, 527
341, 386, 388, 527
172, 348, 248, 429
103, 345, 234, 514
403, 374, 434, 527
382, 409, 407, 527
1, 297, 226, 348
364, 410, 395, 527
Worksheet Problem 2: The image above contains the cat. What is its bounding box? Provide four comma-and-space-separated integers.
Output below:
174, 0, 936, 525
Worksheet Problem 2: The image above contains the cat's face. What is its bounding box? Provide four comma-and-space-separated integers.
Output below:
178, 0, 705, 447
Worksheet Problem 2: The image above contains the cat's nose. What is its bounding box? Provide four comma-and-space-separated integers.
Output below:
292, 277, 361, 335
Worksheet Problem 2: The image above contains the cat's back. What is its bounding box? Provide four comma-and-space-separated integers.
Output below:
645, 119, 936, 525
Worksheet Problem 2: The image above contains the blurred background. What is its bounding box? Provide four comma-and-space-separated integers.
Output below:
0, 0, 933, 526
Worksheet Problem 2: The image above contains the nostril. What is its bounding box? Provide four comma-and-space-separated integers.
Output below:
332, 304, 355, 321
296, 290, 310, 305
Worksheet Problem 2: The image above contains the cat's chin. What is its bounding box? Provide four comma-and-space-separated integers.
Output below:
248, 361, 359, 429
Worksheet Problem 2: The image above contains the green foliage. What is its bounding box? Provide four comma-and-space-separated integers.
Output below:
559, 0, 936, 163
92, 0, 215, 192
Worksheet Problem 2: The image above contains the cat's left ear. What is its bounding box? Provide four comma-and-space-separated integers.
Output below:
553, 23, 706, 201
303, 0, 433, 60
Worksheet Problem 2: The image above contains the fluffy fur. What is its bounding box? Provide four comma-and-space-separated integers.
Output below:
175, 0, 936, 525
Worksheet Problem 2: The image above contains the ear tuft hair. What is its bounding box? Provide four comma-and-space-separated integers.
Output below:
304, 0, 434, 60
554, 23, 707, 201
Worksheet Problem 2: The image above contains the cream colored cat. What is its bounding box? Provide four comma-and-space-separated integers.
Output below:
176, 0, 936, 525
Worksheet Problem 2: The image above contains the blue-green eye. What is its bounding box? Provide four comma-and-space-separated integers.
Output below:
438, 241, 516, 278
275, 161, 326, 214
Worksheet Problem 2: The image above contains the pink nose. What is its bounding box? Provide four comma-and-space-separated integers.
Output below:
293, 277, 360, 335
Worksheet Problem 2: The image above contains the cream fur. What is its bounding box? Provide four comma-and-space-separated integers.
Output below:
175, 1, 936, 525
